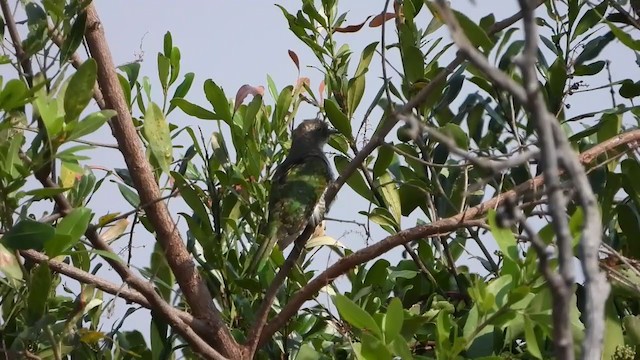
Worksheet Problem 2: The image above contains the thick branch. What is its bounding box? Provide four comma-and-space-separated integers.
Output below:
82, 5, 239, 358
0, 5, 220, 355
244, 0, 558, 349
259, 129, 640, 345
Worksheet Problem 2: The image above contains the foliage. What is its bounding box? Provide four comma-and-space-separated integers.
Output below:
0, 0, 639, 359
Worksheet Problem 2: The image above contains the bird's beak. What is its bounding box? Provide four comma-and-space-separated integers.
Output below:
328, 128, 340, 136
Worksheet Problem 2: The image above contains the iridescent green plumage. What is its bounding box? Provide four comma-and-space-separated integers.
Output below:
248, 119, 335, 273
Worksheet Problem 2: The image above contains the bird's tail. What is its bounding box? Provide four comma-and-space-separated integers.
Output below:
246, 222, 279, 275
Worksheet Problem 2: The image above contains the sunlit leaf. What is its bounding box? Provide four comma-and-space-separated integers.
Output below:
144, 102, 173, 173
64, 59, 97, 122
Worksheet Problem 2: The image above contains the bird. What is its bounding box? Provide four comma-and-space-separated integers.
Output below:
248, 119, 337, 274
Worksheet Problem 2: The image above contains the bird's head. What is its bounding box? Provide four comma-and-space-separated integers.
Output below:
290, 119, 338, 151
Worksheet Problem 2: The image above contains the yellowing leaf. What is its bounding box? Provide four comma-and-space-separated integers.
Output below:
101, 219, 129, 243
143, 102, 173, 174
79, 329, 105, 344
306, 235, 344, 249
60, 162, 80, 188
378, 173, 401, 226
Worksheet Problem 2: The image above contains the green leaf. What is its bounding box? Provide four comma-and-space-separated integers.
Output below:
60, 11, 86, 63
67, 110, 116, 141
23, 187, 70, 201
26, 264, 52, 324
89, 249, 124, 263
617, 204, 640, 258
171, 98, 219, 120
574, 32, 614, 66
546, 57, 567, 113
119, 62, 141, 87
168, 72, 195, 113
383, 298, 404, 343
204, 79, 232, 123
274, 85, 293, 129
0, 79, 29, 111
572, 1, 607, 40
606, 21, 640, 51
144, 102, 173, 173
64, 59, 97, 122
390, 334, 413, 360
324, 99, 352, 138
118, 73, 132, 107
360, 332, 393, 360
35, 95, 63, 137
163, 31, 172, 57
150, 242, 175, 301
439, 123, 470, 150
373, 144, 395, 179
157, 53, 170, 92
524, 318, 542, 359
573, 61, 605, 76
57, 146, 90, 162
378, 173, 401, 226
364, 207, 398, 234
454, 9, 493, 52
347, 42, 378, 118
117, 183, 140, 207
333, 294, 383, 339
171, 172, 213, 235
619, 80, 640, 99
623, 315, 640, 346
44, 207, 92, 257
597, 113, 621, 144
487, 210, 519, 263
401, 45, 424, 83
603, 297, 625, 360
150, 317, 170, 359
1, 219, 54, 251
334, 156, 373, 202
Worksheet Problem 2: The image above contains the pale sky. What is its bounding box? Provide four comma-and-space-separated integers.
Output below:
10, 0, 637, 344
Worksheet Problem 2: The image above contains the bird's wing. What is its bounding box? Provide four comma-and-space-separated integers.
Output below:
247, 155, 332, 274
269, 154, 333, 241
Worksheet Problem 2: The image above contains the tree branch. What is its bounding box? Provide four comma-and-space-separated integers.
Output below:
244, 0, 557, 350
434, 0, 609, 358
82, 5, 240, 358
513, 1, 574, 356
33, 176, 226, 360
0, 0, 33, 85
19, 249, 211, 339
258, 129, 640, 346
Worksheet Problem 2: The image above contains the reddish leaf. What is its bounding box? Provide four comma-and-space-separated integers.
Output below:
288, 50, 300, 72
233, 84, 265, 112
319, 80, 326, 104
296, 77, 311, 92
334, 16, 371, 33
369, 12, 396, 27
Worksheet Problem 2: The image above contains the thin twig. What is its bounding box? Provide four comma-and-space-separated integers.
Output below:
0, 0, 33, 85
